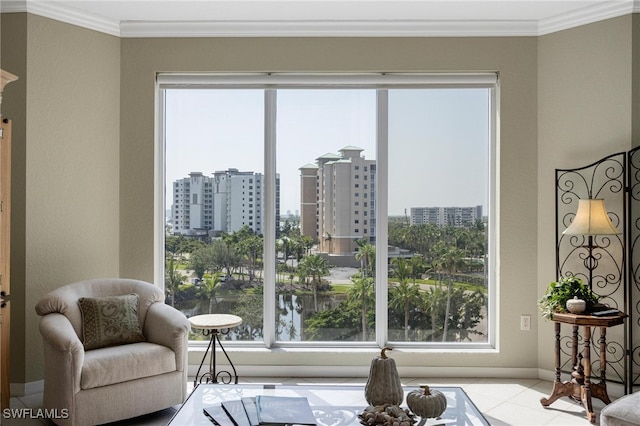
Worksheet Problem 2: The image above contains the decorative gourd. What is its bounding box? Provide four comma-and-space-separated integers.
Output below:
406, 385, 447, 419
364, 347, 404, 406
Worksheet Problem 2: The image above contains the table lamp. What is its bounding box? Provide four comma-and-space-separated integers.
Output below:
563, 198, 621, 290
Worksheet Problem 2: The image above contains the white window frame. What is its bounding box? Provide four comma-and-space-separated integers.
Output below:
155, 73, 499, 350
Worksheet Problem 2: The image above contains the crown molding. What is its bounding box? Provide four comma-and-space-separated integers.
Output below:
1, 0, 639, 38
119, 19, 540, 38
538, 0, 636, 35
0, 0, 120, 36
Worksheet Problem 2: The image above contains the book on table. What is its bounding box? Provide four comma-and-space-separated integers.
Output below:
203, 404, 236, 426
241, 397, 260, 425
255, 395, 317, 425
221, 400, 252, 426
220, 395, 316, 426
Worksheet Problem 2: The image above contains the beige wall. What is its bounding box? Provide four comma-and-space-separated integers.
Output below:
121, 36, 540, 370
0, 10, 636, 385
537, 15, 634, 373
1, 13, 121, 383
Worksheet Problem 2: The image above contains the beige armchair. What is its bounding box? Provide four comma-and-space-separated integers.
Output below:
35, 278, 190, 426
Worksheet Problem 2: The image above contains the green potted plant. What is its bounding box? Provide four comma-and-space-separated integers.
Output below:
538, 276, 599, 320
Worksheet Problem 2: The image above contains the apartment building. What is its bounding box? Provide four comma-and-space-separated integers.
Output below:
172, 172, 212, 235
300, 146, 376, 254
410, 205, 483, 227
172, 169, 279, 236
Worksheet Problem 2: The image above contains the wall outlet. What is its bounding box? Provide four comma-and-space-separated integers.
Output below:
520, 315, 531, 331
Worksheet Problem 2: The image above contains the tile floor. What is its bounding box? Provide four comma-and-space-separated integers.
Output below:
6, 376, 610, 425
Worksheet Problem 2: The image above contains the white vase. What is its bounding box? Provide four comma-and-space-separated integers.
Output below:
566, 296, 586, 314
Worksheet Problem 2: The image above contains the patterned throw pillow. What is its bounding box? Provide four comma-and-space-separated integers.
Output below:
78, 294, 146, 350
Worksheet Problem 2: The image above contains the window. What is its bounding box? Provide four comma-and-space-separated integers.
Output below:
387, 88, 492, 344
159, 73, 497, 349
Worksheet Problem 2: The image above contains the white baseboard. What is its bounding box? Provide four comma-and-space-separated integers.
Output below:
13, 368, 629, 399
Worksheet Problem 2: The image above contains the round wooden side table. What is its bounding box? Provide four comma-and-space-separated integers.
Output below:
189, 313, 242, 385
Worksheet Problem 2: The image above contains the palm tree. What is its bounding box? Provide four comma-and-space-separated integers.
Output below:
423, 286, 446, 341
221, 231, 238, 279
199, 272, 222, 314
298, 254, 329, 311
297, 263, 309, 289
438, 247, 466, 341
238, 233, 262, 283
408, 255, 426, 284
165, 255, 186, 307
355, 240, 375, 278
391, 257, 411, 282
389, 280, 421, 341
300, 235, 315, 256
277, 236, 298, 284
277, 236, 292, 264
389, 258, 421, 340
347, 275, 374, 340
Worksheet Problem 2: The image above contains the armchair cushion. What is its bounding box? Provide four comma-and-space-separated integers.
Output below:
78, 293, 145, 350
81, 342, 176, 389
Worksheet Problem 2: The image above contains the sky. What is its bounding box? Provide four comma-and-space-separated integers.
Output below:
165, 88, 489, 217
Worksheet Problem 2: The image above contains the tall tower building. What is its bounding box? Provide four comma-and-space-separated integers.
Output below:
212, 168, 271, 235
171, 172, 213, 236
299, 163, 319, 238
172, 169, 279, 236
300, 146, 376, 254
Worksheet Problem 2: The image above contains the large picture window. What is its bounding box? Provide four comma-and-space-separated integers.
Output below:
157, 73, 497, 349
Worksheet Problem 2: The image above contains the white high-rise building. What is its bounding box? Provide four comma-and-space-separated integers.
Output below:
300, 146, 376, 254
172, 172, 213, 236
171, 169, 279, 236
410, 205, 483, 227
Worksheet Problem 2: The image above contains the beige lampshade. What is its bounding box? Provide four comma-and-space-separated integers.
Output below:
563, 199, 621, 236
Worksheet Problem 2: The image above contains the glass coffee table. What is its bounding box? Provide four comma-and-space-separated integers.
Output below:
168, 383, 489, 425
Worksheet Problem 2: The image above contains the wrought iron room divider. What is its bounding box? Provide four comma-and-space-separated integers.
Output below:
556, 148, 640, 394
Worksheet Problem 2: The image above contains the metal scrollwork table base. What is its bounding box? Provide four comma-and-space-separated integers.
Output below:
188, 314, 242, 386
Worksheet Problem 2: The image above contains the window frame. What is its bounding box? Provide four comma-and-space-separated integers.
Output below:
155, 73, 499, 350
